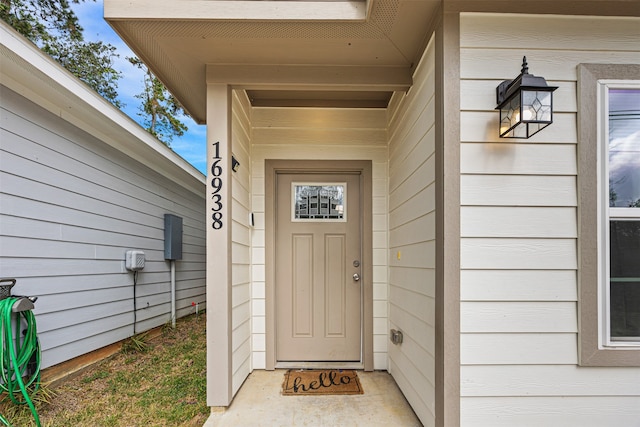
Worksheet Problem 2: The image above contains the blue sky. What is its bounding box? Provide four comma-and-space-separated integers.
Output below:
608, 89, 640, 207
71, 1, 207, 175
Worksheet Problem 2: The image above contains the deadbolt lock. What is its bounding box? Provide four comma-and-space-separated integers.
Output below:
353, 260, 360, 268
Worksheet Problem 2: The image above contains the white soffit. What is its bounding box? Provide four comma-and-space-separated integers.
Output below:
105, 0, 440, 122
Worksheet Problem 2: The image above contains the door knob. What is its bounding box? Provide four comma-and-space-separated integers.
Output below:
353, 273, 360, 282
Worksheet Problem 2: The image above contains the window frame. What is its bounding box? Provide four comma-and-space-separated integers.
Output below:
578, 63, 640, 366
599, 82, 640, 346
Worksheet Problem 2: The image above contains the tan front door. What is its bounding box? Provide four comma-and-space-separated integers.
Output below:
276, 172, 362, 362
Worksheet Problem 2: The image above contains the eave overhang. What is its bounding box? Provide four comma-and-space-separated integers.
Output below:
104, 0, 441, 124
0, 22, 205, 193
104, 0, 373, 21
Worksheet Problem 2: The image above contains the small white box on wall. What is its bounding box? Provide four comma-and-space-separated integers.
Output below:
125, 250, 145, 271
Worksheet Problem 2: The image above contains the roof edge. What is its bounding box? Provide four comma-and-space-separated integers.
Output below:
0, 22, 205, 195
105, 0, 370, 22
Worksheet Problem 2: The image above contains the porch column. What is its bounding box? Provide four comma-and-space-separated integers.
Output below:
206, 83, 233, 406
435, 8, 461, 427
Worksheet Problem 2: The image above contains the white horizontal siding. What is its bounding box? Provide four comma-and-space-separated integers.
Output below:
461, 302, 578, 333
461, 333, 578, 365
460, 143, 577, 175
252, 128, 387, 146
461, 49, 640, 81
251, 108, 386, 130
461, 396, 640, 427
459, 12, 640, 425
461, 238, 577, 269
461, 175, 577, 206
461, 207, 577, 238
461, 270, 577, 301
387, 35, 436, 427
461, 365, 640, 396
460, 15, 640, 52
0, 85, 206, 369
231, 90, 252, 395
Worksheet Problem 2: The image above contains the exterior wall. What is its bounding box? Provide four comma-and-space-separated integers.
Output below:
231, 90, 253, 394
249, 107, 389, 370
459, 13, 640, 425
387, 35, 437, 426
0, 86, 206, 370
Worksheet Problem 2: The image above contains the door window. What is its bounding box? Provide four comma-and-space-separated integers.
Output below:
292, 183, 346, 221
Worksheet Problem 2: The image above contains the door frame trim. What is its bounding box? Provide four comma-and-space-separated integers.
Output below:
265, 159, 373, 371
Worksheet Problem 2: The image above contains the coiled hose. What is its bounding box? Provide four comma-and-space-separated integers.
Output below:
0, 297, 41, 427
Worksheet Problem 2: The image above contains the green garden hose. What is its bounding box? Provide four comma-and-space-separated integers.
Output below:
0, 297, 41, 427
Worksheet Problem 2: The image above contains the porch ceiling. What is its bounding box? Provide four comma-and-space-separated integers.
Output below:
104, 0, 440, 124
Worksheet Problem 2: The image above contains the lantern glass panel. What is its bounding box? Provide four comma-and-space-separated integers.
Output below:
538, 91, 552, 121
522, 90, 553, 123
522, 90, 537, 121
499, 93, 522, 137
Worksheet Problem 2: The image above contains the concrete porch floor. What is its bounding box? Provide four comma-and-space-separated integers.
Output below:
203, 370, 422, 427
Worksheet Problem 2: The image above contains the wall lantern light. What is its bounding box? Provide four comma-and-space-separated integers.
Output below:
496, 56, 558, 138
231, 155, 240, 172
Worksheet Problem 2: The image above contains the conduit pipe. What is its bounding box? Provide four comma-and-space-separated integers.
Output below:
171, 259, 176, 328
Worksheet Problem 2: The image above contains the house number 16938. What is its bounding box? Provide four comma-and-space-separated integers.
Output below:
210, 141, 223, 229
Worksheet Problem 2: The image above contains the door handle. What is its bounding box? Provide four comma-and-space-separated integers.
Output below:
353, 273, 360, 282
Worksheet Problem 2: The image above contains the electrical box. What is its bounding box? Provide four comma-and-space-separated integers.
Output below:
164, 214, 183, 260
390, 328, 403, 345
125, 250, 145, 271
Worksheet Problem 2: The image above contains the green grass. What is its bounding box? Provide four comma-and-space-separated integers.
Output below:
80, 370, 109, 384
0, 313, 208, 427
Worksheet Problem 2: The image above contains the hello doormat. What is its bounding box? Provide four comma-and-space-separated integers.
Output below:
282, 369, 363, 395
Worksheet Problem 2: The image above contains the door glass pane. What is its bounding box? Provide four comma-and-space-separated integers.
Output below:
608, 89, 640, 208
292, 183, 346, 221
609, 220, 640, 340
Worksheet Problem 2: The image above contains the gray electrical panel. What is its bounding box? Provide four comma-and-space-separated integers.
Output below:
164, 214, 183, 260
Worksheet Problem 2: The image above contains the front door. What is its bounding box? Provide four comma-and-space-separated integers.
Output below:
275, 172, 362, 362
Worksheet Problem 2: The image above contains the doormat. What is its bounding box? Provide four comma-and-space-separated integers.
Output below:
282, 369, 363, 395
